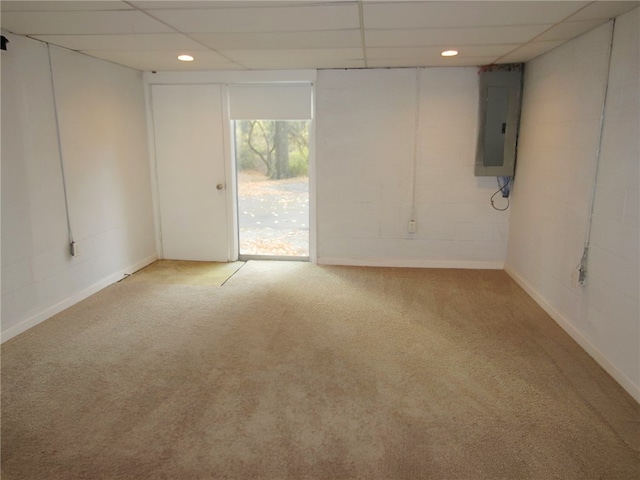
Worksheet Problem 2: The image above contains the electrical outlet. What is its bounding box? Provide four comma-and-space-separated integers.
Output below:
408, 220, 417, 233
70, 241, 77, 257
572, 266, 586, 288
578, 267, 586, 287
571, 268, 580, 288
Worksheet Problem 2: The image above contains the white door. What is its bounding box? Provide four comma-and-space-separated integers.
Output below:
151, 84, 229, 261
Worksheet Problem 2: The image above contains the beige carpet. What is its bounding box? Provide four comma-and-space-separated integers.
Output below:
126, 260, 245, 286
2, 261, 639, 479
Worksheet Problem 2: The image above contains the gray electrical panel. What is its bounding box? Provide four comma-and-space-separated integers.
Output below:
475, 64, 524, 177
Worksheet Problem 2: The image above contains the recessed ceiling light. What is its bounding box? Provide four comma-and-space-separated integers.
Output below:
441, 50, 459, 57
178, 54, 194, 62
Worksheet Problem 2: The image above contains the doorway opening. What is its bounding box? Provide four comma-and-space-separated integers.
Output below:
234, 120, 310, 260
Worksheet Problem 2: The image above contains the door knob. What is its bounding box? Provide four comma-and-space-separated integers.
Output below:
216, 183, 224, 190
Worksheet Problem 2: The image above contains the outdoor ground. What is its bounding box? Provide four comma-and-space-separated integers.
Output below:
237, 170, 309, 257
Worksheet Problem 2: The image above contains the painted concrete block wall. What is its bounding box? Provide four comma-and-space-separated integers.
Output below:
1, 34, 157, 341
316, 68, 510, 268
584, 9, 639, 398
506, 10, 639, 401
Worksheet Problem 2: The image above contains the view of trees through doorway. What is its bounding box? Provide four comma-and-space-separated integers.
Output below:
234, 120, 310, 259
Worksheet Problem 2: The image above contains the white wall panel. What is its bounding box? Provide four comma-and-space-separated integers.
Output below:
1, 35, 157, 340
316, 67, 509, 268
506, 8, 639, 401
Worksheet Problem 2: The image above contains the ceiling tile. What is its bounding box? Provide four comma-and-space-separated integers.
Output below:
149, 4, 359, 33
367, 57, 499, 68
221, 48, 363, 64
363, 1, 589, 29
565, 1, 640, 22
241, 58, 365, 70
365, 25, 552, 47
366, 44, 519, 60
82, 50, 242, 71
131, 1, 325, 8
0, 1, 133, 12
534, 19, 607, 42
496, 40, 565, 63
191, 30, 362, 50
31, 34, 208, 52
220, 46, 364, 69
0, 10, 174, 35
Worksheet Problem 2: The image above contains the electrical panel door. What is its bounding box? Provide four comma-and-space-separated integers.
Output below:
475, 65, 524, 177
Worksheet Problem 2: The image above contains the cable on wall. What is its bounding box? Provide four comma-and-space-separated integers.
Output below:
46, 43, 76, 256
490, 176, 512, 211
577, 18, 616, 286
146, 86, 166, 260
408, 67, 422, 232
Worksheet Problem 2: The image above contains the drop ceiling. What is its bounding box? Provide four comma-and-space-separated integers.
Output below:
1, 1, 638, 71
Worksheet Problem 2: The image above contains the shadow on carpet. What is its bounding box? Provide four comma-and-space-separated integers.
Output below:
125, 259, 245, 286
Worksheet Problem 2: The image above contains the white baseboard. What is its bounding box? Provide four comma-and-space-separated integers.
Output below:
505, 264, 640, 404
1, 254, 158, 344
318, 257, 504, 270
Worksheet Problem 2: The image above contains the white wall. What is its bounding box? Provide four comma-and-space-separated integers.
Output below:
506, 9, 639, 402
316, 68, 510, 268
1, 34, 157, 341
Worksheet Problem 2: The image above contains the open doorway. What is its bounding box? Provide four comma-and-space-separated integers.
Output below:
234, 119, 310, 260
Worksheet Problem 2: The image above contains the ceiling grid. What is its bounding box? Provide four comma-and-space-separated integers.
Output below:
1, 1, 637, 71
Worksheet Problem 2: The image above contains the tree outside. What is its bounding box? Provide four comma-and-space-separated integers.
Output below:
235, 120, 309, 179
235, 120, 310, 257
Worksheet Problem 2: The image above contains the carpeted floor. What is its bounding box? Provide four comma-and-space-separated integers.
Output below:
2, 261, 639, 479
